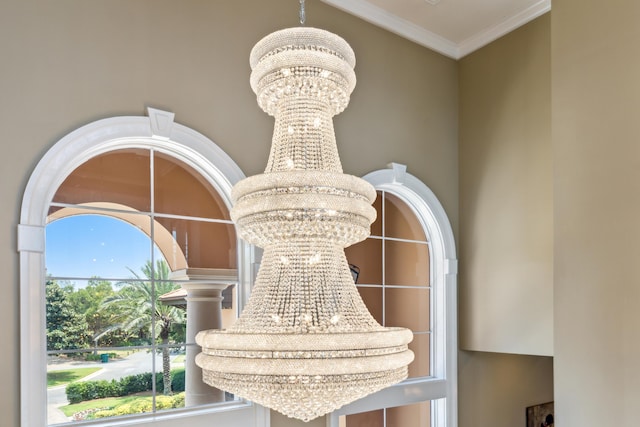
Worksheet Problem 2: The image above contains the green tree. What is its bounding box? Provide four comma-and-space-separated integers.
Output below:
102, 260, 185, 395
67, 279, 118, 345
46, 280, 91, 351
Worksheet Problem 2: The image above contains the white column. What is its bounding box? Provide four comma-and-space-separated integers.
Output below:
171, 268, 237, 407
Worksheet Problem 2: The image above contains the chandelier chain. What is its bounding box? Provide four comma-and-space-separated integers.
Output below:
299, 0, 306, 25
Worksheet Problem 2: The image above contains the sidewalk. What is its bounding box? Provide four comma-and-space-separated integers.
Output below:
47, 356, 106, 424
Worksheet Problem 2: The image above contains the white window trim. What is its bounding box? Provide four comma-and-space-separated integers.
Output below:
18, 108, 269, 427
326, 163, 458, 427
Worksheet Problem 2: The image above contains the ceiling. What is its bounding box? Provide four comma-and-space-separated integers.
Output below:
320, 0, 551, 59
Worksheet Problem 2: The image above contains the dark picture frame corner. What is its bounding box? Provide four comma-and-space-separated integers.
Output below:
526, 401, 554, 427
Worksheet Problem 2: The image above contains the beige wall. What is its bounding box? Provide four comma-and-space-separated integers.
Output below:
552, 1, 640, 425
0, 1, 457, 426
457, 14, 554, 427
458, 351, 553, 427
459, 14, 553, 356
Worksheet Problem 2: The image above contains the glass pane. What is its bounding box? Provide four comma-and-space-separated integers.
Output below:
345, 409, 384, 427
47, 348, 159, 424
221, 284, 238, 326
387, 401, 431, 427
118, 350, 157, 415
408, 333, 431, 378
370, 191, 383, 237
154, 153, 230, 220
357, 286, 383, 324
153, 217, 237, 272
104, 280, 187, 347
155, 344, 188, 412
385, 287, 430, 331
45, 279, 94, 353
385, 240, 429, 286
155, 282, 187, 340
46, 212, 153, 280
345, 238, 382, 285
179, 342, 235, 408
45, 278, 127, 353
384, 192, 427, 242
52, 149, 151, 212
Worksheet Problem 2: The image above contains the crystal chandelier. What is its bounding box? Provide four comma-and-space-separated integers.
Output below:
195, 14, 414, 422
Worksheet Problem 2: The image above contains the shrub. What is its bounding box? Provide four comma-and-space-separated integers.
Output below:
170, 392, 185, 407
154, 369, 185, 393
155, 395, 173, 409
90, 393, 186, 419
129, 399, 153, 413
66, 369, 185, 403
92, 409, 115, 419
120, 372, 153, 395
65, 382, 85, 404
171, 369, 185, 392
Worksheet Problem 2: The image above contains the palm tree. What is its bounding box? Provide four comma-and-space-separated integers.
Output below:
102, 259, 185, 395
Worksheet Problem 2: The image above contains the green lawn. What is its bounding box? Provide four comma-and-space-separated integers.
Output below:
47, 367, 102, 388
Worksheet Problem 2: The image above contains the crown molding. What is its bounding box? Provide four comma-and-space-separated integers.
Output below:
320, 0, 459, 59
321, 0, 551, 60
457, 0, 551, 58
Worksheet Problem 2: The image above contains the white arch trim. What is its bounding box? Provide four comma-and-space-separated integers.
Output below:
17, 108, 268, 427
327, 162, 458, 427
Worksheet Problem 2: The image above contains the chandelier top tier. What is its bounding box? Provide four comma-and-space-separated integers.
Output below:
196, 26, 413, 422
249, 27, 356, 118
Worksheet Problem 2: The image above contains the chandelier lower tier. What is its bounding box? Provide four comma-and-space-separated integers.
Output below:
196, 27, 414, 422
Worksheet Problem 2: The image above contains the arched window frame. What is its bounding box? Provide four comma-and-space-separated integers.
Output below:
327, 163, 458, 427
18, 108, 269, 427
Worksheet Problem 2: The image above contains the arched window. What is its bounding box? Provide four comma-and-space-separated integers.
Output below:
328, 163, 458, 427
18, 109, 268, 427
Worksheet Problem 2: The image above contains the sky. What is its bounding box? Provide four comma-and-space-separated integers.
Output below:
46, 215, 163, 285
